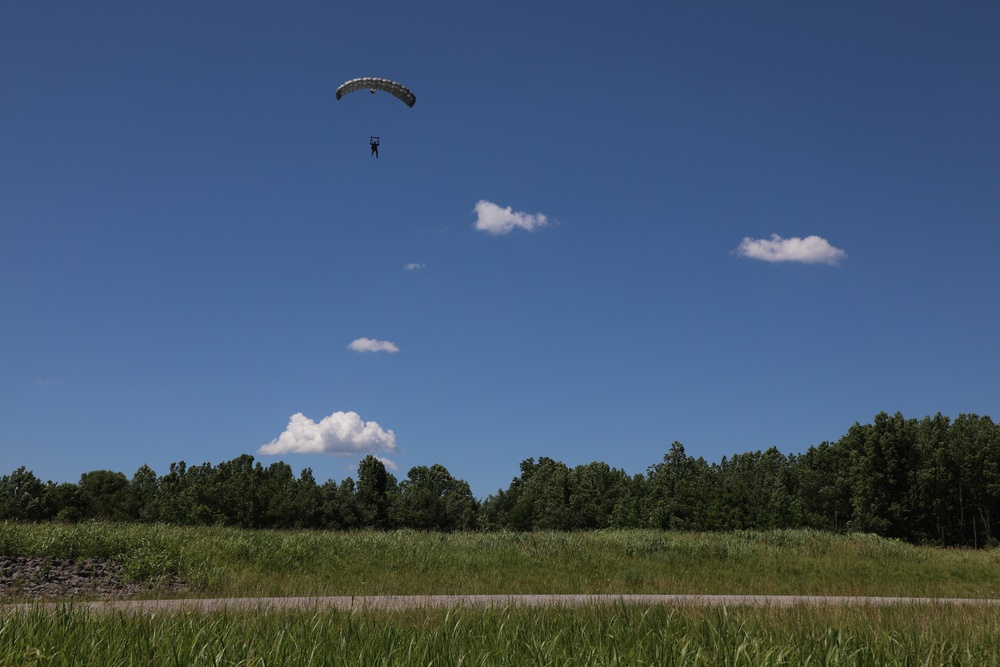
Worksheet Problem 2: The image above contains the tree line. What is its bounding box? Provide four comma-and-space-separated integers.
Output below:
2, 412, 999, 547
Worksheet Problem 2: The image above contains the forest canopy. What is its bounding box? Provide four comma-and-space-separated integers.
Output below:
3, 412, 998, 548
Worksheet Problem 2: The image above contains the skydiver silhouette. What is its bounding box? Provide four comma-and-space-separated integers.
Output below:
370, 137, 379, 158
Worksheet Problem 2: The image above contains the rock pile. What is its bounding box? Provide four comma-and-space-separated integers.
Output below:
0, 556, 186, 601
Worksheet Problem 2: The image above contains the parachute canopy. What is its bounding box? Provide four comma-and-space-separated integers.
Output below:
335, 77, 416, 108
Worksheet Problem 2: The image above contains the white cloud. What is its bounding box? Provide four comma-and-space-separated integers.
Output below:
348, 337, 399, 353
403, 263, 425, 271
258, 411, 398, 457
473, 200, 550, 235
736, 234, 847, 265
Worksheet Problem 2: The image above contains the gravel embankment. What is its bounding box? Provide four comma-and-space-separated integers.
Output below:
0, 556, 186, 602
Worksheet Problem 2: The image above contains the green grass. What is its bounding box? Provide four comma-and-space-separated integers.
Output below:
5, 523, 1000, 665
3, 522, 1000, 599
5, 604, 1000, 665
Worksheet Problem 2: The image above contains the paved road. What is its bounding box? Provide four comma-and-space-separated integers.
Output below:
5, 594, 1000, 615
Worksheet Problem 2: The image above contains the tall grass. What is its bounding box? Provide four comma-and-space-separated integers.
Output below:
3, 522, 1000, 598
4, 604, 1000, 665
6, 524, 1000, 665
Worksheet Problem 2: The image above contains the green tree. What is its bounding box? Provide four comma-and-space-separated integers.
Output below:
512, 457, 573, 530
0, 467, 48, 521
950, 414, 1000, 547
796, 441, 853, 531
181, 462, 220, 525
713, 447, 797, 530
212, 455, 263, 528
295, 467, 323, 529
320, 477, 362, 529
78, 470, 130, 521
480, 458, 574, 531
568, 462, 629, 530
357, 455, 397, 529
396, 464, 478, 531
259, 461, 299, 528
608, 473, 648, 529
844, 412, 919, 539
909, 413, 956, 544
125, 464, 160, 522
156, 461, 199, 525
647, 442, 710, 530
478, 486, 514, 530
46, 482, 83, 523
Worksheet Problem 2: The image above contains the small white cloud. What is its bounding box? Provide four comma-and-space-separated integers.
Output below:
403, 263, 425, 271
736, 234, 847, 265
348, 337, 400, 353
259, 411, 398, 457
473, 200, 550, 235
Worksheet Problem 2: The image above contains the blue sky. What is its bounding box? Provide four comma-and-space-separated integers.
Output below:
3, 2, 998, 499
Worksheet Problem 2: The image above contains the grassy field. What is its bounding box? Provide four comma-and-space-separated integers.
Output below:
4, 523, 1000, 665
5, 604, 1000, 665
3, 522, 1000, 598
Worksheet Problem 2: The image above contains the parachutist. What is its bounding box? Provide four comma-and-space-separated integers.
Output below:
335, 79, 414, 159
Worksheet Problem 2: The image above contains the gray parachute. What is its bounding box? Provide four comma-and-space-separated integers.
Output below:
335, 77, 416, 108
